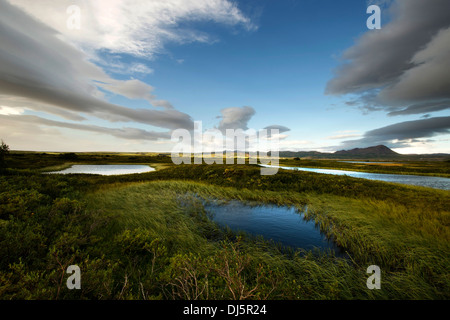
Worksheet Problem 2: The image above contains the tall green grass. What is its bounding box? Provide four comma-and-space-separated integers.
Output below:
1, 162, 448, 299
279, 158, 450, 177
85, 180, 449, 299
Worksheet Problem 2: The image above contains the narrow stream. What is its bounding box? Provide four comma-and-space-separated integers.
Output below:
260, 164, 450, 190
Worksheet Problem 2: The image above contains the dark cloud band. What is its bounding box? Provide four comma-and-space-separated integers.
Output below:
339, 116, 450, 149
0, 0, 194, 132
326, 0, 450, 116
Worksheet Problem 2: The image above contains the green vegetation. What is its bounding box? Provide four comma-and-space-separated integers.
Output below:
0, 141, 9, 172
7, 150, 449, 177
6, 151, 173, 172
0, 148, 449, 300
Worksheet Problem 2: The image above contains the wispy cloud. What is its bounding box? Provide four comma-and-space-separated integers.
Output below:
263, 125, 290, 133
325, 0, 450, 151
0, 0, 196, 135
326, 131, 361, 140
0, 114, 171, 141
217, 106, 256, 132
338, 116, 450, 149
326, 0, 450, 117
0, 0, 259, 151
9, 0, 256, 59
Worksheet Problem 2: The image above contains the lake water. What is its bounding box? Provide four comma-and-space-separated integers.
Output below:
204, 200, 345, 256
46, 164, 155, 175
339, 161, 400, 164
261, 164, 450, 190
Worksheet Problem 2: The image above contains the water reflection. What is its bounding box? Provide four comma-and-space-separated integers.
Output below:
46, 164, 155, 175
261, 165, 450, 190
204, 200, 345, 256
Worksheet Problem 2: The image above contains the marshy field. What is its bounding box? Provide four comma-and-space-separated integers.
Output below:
0, 151, 449, 300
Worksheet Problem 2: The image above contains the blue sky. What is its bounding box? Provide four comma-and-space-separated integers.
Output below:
114, 0, 371, 145
1, 0, 449, 153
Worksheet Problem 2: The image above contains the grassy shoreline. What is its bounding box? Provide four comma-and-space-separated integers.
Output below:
0, 156, 449, 299
6, 151, 450, 177
38, 162, 172, 173
278, 159, 450, 178
77, 178, 447, 299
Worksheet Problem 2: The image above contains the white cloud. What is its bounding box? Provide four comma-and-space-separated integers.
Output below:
0, 0, 194, 131
0, 0, 260, 151
217, 106, 256, 132
8, 0, 255, 58
327, 130, 362, 140
94, 56, 154, 75
1, 114, 171, 141
0, 96, 86, 121
128, 63, 154, 74
0, 105, 25, 115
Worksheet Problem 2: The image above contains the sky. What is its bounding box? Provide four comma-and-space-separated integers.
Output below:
0, 0, 449, 154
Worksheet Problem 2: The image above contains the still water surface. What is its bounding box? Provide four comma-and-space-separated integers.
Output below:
261, 165, 450, 190
46, 164, 155, 175
204, 200, 345, 256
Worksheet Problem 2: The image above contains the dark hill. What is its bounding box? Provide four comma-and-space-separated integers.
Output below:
278, 145, 403, 159
274, 145, 449, 160
334, 145, 398, 157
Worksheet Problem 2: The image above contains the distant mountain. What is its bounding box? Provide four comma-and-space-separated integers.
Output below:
278, 145, 449, 160
334, 145, 398, 157
199, 145, 448, 160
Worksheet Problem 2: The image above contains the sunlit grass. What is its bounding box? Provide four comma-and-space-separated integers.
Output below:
279, 158, 450, 177
1, 155, 449, 299
85, 179, 450, 299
